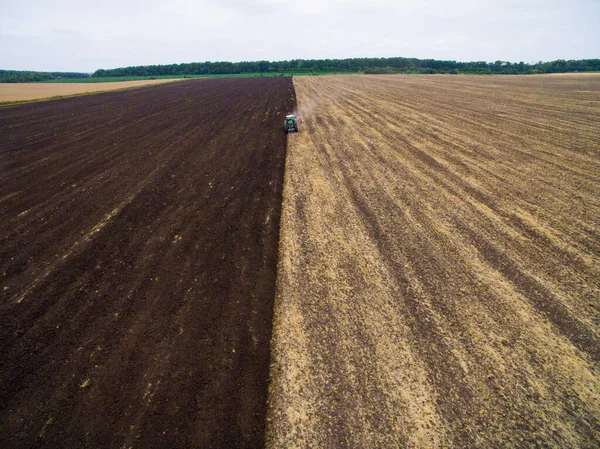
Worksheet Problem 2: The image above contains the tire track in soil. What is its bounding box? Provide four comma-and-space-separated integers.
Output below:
267, 74, 600, 448
0, 77, 295, 448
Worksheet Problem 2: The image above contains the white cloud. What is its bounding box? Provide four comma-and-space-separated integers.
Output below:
0, 0, 598, 71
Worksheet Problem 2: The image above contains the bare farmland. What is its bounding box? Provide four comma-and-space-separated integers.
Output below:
0, 78, 294, 448
0, 79, 182, 103
268, 74, 600, 448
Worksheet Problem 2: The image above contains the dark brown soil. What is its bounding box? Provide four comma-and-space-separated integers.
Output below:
0, 77, 295, 448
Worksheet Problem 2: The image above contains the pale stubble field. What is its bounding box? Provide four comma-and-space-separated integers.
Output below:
0, 78, 182, 103
268, 74, 600, 448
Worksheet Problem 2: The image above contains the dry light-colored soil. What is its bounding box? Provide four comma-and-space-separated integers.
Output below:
267, 74, 600, 448
0, 79, 182, 103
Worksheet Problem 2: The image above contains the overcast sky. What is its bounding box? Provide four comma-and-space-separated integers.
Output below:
1, 0, 598, 72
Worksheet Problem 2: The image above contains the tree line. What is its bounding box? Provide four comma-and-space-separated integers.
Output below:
0, 70, 90, 83
92, 57, 600, 77
2, 58, 599, 83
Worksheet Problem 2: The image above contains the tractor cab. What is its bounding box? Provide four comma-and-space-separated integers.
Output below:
284, 115, 300, 133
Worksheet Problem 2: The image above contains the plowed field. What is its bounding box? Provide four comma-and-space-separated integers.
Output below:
268, 74, 600, 448
1, 77, 295, 448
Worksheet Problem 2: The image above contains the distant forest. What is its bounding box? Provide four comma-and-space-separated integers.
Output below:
2, 58, 599, 82
93, 57, 600, 77
0, 70, 89, 83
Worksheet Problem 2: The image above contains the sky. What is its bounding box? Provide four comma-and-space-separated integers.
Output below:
1, 0, 598, 73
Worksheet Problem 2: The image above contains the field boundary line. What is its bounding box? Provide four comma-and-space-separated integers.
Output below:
0, 78, 189, 107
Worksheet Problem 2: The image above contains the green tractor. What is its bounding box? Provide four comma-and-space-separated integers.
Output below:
284, 114, 302, 133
